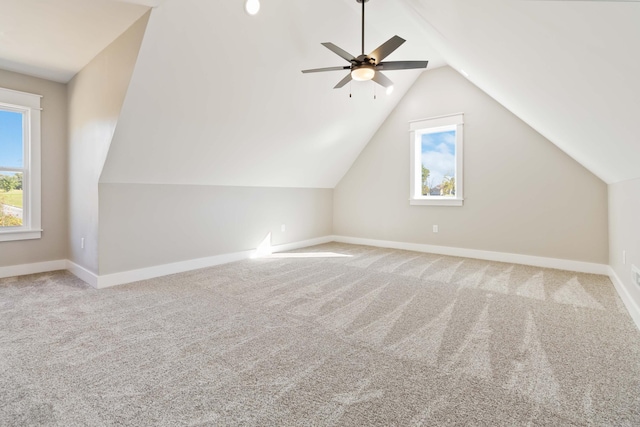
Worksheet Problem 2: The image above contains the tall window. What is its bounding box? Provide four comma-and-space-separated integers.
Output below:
0, 87, 42, 241
409, 113, 464, 206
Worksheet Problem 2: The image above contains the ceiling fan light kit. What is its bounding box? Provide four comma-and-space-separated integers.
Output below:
351, 65, 375, 81
302, 0, 429, 93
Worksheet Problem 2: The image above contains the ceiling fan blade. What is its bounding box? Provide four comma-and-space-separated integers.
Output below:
369, 36, 406, 64
377, 60, 429, 71
302, 66, 351, 74
372, 71, 393, 88
321, 42, 356, 63
334, 73, 353, 89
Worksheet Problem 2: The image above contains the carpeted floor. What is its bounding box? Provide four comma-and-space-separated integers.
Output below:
1, 243, 639, 426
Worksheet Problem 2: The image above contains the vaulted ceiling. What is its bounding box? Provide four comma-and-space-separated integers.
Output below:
1, 0, 638, 186
100, 0, 445, 187
405, 0, 640, 184
0, 0, 152, 82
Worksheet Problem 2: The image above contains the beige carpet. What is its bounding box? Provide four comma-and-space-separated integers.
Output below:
1, 243, 639, 426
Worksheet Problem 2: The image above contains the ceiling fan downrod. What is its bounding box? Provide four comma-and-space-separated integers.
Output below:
357, 0, 369, 55
301, 0, 428, 91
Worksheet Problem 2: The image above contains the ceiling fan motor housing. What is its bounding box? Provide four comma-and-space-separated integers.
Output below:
301, 0, 428, 89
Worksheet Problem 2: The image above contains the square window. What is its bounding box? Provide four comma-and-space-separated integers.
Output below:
409, 114, 464, 206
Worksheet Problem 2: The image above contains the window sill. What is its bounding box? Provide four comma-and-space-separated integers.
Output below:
0, 229, 43, 242
410, 198, 463, 207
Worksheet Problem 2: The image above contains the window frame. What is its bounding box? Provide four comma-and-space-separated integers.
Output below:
0, 87, 42, 242
409, 113, 464, 206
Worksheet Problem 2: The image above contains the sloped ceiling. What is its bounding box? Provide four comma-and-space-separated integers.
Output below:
5, 0, 632, 187
0, 0, 150, 82
404, 0, 640, 184
99, 0, 445, 188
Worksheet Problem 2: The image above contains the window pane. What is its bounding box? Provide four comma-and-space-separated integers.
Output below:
0, 171, 23, 227
421, 130, 456, 196
0, 109, 24, 168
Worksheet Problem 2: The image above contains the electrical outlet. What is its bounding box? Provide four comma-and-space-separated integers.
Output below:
632, 265, 640, 287
81, 237, 85, 249
281, 224, 286, 232
433, 225, 439, 233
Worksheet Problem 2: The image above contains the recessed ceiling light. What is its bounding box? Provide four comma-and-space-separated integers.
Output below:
245, 0, 260, 15
386, 85, 394, 95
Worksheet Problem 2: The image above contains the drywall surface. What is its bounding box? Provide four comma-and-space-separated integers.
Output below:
98, 184, 333, 274
99, 0, 443, 188
67, 12, 149, 274
0, 0, 149, 82
334, 66, 608, 264
0, 69, 68, 266
402, 0, 640, 184
609, 178, 640, 316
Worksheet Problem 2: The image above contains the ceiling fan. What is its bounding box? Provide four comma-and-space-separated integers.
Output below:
302, 0, 429, 89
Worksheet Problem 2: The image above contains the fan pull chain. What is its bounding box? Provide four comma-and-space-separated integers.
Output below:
373, 81, 377, 100
349, 81, 352, 98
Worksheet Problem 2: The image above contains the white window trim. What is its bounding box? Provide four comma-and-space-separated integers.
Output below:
0, 87, 42, 242
409, 113, 464, 206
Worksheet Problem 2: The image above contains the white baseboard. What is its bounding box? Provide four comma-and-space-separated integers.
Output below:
93, 235, 335, 289
332, 235, 609, 275
270, 235, 334, 253
66, 261, 99, 289
608, 267, 640, 332
96, 249, 255, 289
0, 236, 333, 288
0, 259, 67, 279
0, 235, 609, 291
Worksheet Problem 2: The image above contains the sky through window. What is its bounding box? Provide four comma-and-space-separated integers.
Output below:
421, 129, 455, 187
0, 110, 23, 168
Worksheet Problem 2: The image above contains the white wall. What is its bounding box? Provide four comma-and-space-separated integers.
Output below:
334, 66, 608, 264
609, 178, 640, 324
403, 0, 640, 184
98, 183, 333, 274
98, 0, 443, 188
0, 70, 68, 266
67, 12, 149, 273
